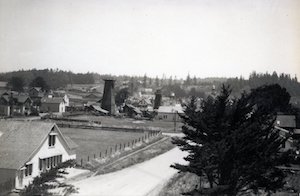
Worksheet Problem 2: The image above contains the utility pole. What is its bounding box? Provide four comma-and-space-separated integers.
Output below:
174, 111, 177, 132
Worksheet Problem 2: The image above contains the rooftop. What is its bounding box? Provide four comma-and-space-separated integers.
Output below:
41, 97, 64, 104
276, 115, 296, 128
157, 104, 184, 114
0, 121, 77, 169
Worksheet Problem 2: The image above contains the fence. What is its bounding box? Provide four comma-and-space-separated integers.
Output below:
0, 178, 15, 196
78, 130, 162, 167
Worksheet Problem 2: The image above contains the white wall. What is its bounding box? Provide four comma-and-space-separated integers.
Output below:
15, 128, 76, 189
156, 112, 181, 122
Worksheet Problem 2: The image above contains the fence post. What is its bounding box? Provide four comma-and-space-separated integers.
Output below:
115, 145, 117, 152
100, 152, 101, 158
110, 147, 112, 154
88, 156, 89, 161
120, 143, 122, 150
81, 158, 83, 166
94, 154, 96, 159
105, 149, 107, 156
124, 143, 126, 149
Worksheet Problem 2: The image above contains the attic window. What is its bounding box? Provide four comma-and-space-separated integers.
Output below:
49, 135, 56, 147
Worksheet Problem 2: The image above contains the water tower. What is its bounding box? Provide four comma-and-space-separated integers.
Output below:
154, 89, 162, 109
101, 79, 116, 115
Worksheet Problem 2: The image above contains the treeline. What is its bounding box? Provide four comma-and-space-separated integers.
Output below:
0, 69, 95, 89
226, 71, 300, 96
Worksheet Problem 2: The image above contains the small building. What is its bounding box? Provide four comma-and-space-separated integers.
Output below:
0, 121, 77, 192
275, 114, 296, 130
28, 87, 44, 108
28, 87, 43, 98
52, 91, 70, 107
0, 94, 32, 116
40, 97, 66, 113
155, 104, 184, 122
275, 114, 298, 151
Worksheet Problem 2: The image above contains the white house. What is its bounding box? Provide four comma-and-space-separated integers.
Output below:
155, 104, 184, 122
0, 121, 77, 192
40, 97, 66, 113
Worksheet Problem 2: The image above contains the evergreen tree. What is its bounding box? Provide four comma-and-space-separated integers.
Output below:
30, 76, 49, 91
20, 160, 77, 196
115, 88, 129, 106
185, 73, 191, 85
143, 74, 147, 88
193, 76, 197, 85
172, 84, 292, 195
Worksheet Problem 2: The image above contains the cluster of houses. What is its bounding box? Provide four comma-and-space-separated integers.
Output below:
0, 87, 68, 116
0, 87, 104, 117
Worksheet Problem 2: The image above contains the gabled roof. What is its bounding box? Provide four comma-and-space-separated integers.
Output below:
16, 95, 32, 104
41, 97, 64, 104
29, 87, 42, 92
0, 94, 31, 105
0, 121, 77, 170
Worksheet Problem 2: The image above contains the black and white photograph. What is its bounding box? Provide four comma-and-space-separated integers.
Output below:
0, 0, 300, 195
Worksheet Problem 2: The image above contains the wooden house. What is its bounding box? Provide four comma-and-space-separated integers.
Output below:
0, 121, 77, 192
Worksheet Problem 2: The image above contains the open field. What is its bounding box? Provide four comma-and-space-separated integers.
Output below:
60, 128, 148, 162
68, 115, 183, 132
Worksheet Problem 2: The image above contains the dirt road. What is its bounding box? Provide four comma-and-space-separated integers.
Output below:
71, 147, 188, 196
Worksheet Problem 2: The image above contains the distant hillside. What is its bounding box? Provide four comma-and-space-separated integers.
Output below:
0, 69, 95, 89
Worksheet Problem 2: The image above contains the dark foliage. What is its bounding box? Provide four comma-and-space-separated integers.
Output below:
226, 71, 300, 96
188, 87, 205, 99
0, 69, 95, 89
116, 88, 129, 106
20, 159, 78, 196
172, 84, 293, 195
30, 76, 49, 91
7, 76, 25, 92
163, 84, 187, 98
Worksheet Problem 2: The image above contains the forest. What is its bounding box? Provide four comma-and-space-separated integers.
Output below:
0, 69, 95, 89
225, 71, 300, 96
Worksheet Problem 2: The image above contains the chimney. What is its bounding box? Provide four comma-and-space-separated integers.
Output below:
101, 79, 116, 115
154, 89, 162, 109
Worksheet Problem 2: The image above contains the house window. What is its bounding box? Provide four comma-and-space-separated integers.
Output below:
39, 159, 42, 171
25, 164, 32, 177
39, 155, 63, 171
48, 135, 56, 147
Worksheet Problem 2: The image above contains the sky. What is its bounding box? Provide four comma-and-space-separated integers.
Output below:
0, 0, 299, 79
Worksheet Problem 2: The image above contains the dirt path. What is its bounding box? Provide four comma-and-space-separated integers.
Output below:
71, 147, 188, 196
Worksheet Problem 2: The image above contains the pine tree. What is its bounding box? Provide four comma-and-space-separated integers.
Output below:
20, 160, 77, 196
172, 84, 292, 195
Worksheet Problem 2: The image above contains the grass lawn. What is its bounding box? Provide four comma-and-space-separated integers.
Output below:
60, 128, 148, 163
68, 115, 183, 132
